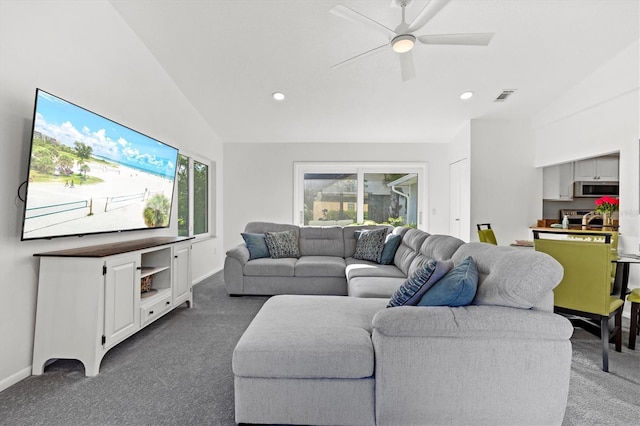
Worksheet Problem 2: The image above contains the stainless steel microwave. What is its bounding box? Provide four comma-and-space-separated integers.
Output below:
573, 181, 619, 197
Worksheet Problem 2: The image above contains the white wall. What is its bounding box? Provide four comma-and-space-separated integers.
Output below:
533, 39, 639, 255
0, 0, 223, 391
223, 143, 450, 250
532, 38, 640, 317
470, 120, 542, 245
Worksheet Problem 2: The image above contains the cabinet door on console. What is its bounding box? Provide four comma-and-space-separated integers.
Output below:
173, 243, 192, 306
104, 254, 140, 347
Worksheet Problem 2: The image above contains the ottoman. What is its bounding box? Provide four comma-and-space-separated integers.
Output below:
232, 295, 388, 426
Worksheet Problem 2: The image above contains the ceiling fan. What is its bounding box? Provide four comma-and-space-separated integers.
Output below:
330, 0, 494, 81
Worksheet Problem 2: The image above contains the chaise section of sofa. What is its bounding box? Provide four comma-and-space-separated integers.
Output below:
233, 295, 387, 426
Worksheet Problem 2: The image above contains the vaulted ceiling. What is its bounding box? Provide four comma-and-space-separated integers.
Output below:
110, 0, 639, 144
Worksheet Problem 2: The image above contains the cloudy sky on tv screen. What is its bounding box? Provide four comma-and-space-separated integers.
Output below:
22, 90, 179, 240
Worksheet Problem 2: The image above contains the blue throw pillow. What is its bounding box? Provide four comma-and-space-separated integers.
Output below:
379, 233, 402, 265
387, 259, 452, 307
241, 233, 269, 260
418, 256, 478, 307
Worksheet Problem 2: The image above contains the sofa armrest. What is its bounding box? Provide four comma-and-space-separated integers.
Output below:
224, 244, 250, 295
226, 244, 250, 264
372, 305, 573, 340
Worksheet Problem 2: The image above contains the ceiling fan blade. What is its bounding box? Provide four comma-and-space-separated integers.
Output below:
399, 51, 416, 82
331, 42, 390, 69
417, 33, 494, 46
330, 5, 397, 38
407, 0, 450, 33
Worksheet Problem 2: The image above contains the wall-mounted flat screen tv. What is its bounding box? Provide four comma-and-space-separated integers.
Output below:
21, 89, 179, 241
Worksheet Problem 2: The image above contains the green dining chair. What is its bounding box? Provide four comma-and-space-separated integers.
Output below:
533, 230, 623, 372
628, 288, 640, 350
476, 223, 497, 245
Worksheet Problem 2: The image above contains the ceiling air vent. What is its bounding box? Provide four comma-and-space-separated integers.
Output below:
495, 89, 516, 102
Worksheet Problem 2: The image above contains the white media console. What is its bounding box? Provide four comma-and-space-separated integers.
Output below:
32, 236, 193, 377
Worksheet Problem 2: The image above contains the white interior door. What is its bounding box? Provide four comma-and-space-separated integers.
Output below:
449, 159, 470, 241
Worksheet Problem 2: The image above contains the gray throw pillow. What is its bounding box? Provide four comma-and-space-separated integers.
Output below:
264, 230, 300, 259
353, 228, 387, 263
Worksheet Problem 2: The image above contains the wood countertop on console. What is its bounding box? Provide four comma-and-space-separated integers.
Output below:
34, 236, 194, 258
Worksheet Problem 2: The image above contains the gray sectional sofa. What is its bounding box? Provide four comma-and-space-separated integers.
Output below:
224, 222, 465, 297
226, 222, 574, 425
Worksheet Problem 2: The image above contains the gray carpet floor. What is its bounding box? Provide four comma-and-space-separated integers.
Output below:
1, 272, 638, 425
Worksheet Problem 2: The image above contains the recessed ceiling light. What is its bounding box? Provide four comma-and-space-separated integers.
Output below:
272, 92, 285, 101
460, 91, 474, 100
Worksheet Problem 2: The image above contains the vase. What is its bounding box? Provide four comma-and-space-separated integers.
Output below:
602, 212, 614, 230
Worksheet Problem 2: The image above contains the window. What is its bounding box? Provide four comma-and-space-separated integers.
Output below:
177, 154, 213, 237
294, 163, 427, 229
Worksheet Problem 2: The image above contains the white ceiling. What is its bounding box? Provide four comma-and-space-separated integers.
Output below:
110, 0, 639, 144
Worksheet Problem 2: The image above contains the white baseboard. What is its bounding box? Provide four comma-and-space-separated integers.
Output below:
0, 366, 31, 393
192, 267, 223, 286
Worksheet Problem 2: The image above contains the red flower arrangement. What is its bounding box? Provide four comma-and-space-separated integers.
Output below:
595, 196, 619, 214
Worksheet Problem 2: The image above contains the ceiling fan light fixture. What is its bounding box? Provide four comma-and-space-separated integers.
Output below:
392, 34, 416, 53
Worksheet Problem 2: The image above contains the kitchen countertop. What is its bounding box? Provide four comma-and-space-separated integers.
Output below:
530, 226, 619, 233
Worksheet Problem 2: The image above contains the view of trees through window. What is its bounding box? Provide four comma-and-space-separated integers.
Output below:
193, 160, 208, 235
177, 155, 189, 236
304, 174, 357, 224
177, 154, 209, 237
302, 170, 419, 227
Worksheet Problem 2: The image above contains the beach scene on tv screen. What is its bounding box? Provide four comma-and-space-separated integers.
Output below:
22, 91, 178, 240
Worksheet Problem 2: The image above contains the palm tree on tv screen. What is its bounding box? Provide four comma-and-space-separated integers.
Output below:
143, 194, 171, 228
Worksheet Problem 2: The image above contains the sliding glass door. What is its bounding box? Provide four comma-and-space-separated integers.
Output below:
294, 163, 427, 229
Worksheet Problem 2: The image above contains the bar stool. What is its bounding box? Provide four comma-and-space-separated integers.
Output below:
628, 288, 640, 350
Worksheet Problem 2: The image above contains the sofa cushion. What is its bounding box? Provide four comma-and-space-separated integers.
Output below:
295, 256, 346, 277
418, 256, 478, 307
345, 259, 406, 280
387, 259, 453, 307
393, 228, 430, 275
380, 233, 402, 265
265, 230, 300, 259
353, 228, 387, 263
299, 226, 345, 257
244, 258, 296, 277
348, 276, 406, 298
233, 295, 388, 379
419, 234, 465, 261
241, 232, 270, 260
245, 221, 299, 236
452, 242, 563, 309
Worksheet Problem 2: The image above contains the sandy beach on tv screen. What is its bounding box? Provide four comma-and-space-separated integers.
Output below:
23, 161, 175, 239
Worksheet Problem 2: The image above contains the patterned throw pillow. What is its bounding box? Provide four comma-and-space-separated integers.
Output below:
353, 228, 388, 263
264, 230, 300, 259
241, 233, 270, 260
387, 258, 452, 307
418, 256, 478, 307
